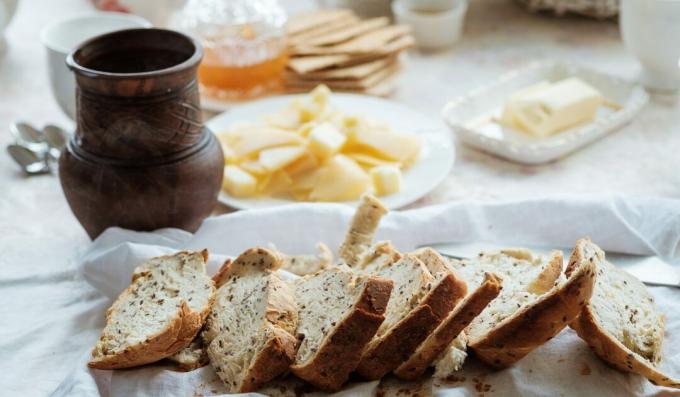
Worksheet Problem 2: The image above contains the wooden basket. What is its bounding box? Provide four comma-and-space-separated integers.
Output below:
516, 0, 619, 18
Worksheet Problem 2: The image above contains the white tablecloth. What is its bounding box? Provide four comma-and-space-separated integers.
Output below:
5, 196, 675, 397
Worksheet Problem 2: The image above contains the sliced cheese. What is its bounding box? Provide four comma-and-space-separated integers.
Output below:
310, 155, 370, 202
349, 126, 421, 164
308, 122, 347, 158
259, 146, 307, 172
231, 128, 304, 158
370, 165, 402, 196
223, 166, 258, 197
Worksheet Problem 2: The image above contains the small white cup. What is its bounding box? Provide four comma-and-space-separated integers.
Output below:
392, 0, 468, 50
40, 12, 151, 119
620, 0, 680, 93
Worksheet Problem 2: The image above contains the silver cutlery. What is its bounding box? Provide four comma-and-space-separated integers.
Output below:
6, 121, 70, 175
422, 241, 680, 288
6, 144, 51, 174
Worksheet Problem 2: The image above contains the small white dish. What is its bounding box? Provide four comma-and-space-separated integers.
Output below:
40, 12, 152, 119
442, 61, 649, 165
206, 93, 455, 210
392, 0, 468, 50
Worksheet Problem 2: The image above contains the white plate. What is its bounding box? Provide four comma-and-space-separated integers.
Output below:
442, 61, 649, 164
206, 93, 454, 210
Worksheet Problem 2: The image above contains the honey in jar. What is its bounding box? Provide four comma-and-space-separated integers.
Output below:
171, 0, 288, 100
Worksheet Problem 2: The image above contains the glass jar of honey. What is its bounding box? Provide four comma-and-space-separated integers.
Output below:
171, 0, 287, 100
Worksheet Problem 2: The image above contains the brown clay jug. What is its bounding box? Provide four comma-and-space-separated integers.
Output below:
61, 28, 224, 239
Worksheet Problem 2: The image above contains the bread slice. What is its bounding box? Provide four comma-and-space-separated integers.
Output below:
278, 243, 334, 276
394, 272, 502, 380
338, 194, 388, 267
463, 245, 596, 368
290, 267, 393, 391
166, 337, 208, 371
88, 250, 215, 369
569, 238, 680, 388
203, 248, 299, 393
355, 252, 467, 380
433, 332, 469, 379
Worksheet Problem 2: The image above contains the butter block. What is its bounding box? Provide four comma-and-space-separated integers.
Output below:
503, 77, 603, 138
370, 165, 402, 196
223, 165, 258, 197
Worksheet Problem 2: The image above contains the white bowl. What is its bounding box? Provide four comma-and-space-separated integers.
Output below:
40, 12, 151, 120
392, 0, 468, 50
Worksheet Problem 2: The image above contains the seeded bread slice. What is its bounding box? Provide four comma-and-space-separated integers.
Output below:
291, 267, 393, 391
433, 332, 469, 379
569, 238, 680, 389
356, 252, 467, 380
338, 194, 388, 267
466, 245, 596, 368
278, 243, 334, 276
204, 248, 298, 393
394, 272, 502, 380
166, 337, 209, 371
89, 250, 216, 369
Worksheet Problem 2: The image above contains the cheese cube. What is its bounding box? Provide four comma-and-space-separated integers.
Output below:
370, 165, 402, 196
259, 146, 307, 172
223, 166, 257, 197
308, 122, 346, 158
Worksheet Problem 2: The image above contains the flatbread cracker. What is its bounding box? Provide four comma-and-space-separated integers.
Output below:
288, 36, 413, 74
287, 9, 355, 36
296, 17, 389, 48
292, 25, 412, 56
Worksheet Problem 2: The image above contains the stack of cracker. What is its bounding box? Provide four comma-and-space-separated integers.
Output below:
285, 9, 414, 96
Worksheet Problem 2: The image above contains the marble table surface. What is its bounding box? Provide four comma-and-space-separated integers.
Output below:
0, 0, 679, 395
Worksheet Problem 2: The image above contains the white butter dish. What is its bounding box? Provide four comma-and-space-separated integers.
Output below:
441, 61, 649, 164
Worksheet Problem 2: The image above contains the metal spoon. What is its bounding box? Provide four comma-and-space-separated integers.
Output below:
42, 124, 70, 162
10, 122, 49, 154
6, 144, 51, 174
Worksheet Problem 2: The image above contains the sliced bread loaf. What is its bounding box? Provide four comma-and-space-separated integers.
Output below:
291, 267, 393, 391
569, 238, 680, 388
89, 250, 215, 369
203, 248, 299, 393
394, 272, 502, 380
356, 252, 467, 380
464, 245, 596, 368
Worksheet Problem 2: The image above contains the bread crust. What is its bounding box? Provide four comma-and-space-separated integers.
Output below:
469, 250, 595, 369
356, 272, 466, 380
568, 238, 680, 389
291, 276, 393, 391
394, 273, 502, 380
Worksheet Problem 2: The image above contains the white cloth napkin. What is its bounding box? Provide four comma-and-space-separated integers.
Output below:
42, 196, 680, 396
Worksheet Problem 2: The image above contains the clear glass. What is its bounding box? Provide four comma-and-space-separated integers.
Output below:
171, 0, 288, 100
